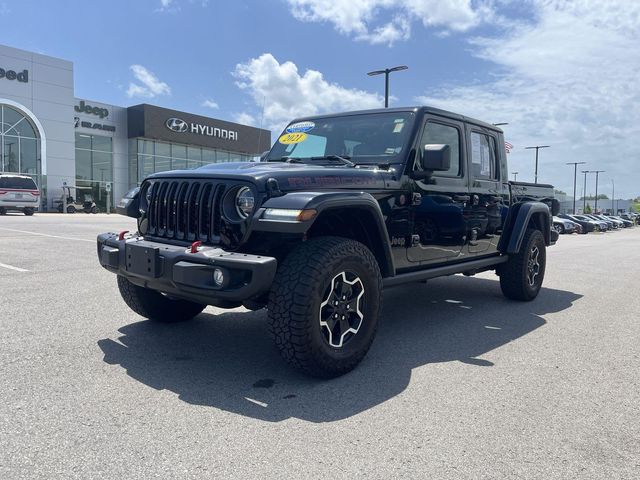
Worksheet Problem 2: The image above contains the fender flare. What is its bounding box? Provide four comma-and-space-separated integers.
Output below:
252, 191, 395, 276
499, 202, 551, 254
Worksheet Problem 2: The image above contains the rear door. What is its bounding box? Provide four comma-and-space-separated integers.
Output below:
464, 126, 508, 256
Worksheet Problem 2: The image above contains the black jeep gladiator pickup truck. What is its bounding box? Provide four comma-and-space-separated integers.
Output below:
98, 106, 558, 378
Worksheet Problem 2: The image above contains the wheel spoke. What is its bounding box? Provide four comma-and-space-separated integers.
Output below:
319, 271, 365, 348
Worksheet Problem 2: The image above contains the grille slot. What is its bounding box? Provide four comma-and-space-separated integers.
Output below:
146, 179, 236, 244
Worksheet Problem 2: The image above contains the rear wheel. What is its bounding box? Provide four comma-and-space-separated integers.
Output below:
268, 236, 382, 378
91, 206, 98, 214
117, 275, 206, 323
0, 207, 6, 215
499, 228, 546, 301
23, 208, 35, 216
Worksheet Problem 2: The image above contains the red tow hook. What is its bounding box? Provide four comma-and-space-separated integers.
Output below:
118, 230, 130, 241
190, 240, 202, 253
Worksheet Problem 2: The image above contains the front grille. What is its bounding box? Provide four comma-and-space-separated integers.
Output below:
145, 179, 228, 244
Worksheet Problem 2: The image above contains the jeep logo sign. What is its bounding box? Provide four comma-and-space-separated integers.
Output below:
75, 100, 108, 119
166, 118, 189, 133
0, 67, 28, 83
165, 117, 238, 141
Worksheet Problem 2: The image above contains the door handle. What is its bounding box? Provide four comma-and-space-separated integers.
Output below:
453, 195, 470, 202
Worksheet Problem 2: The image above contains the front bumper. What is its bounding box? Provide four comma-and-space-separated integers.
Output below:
97, 233, 277, 305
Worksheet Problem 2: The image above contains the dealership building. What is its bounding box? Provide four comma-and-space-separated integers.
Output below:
0, 44, 271, 211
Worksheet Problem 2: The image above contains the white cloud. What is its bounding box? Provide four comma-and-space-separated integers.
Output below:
201, 98, 219, 109
416, 0, 640, 198
157, 0, 179, 12
233, 112, 257, 127
126, 65, 171, 98
286, 0, 491, 44
234, 53, 383, 132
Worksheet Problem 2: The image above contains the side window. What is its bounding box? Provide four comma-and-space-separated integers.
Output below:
420, 122, 461, 177
470, 132, 499, 180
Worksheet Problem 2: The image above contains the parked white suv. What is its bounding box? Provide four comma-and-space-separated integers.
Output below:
0, 174, 40, 216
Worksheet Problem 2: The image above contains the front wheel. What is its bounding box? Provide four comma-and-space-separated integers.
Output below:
499, 228, 546, 301
268, 237, 382, 378
66, 205, 76, 214
117, 276, 206, 322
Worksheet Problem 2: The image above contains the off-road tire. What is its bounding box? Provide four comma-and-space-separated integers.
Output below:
117, 275, 206, 322
268, 236, 382, 378
499, 228, 546, 301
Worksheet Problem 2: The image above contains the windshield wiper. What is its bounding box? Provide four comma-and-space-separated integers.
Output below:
269, 156, 303, 163
309, 155, 356, 167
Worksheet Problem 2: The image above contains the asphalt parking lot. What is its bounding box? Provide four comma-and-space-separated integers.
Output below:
1, 214, 638, 479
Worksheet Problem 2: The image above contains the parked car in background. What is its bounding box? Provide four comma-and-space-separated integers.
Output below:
562, 214, 600, 233
591, 214, 618, 229
0, 174, 40, 216
606, 215, 633, 228
552, 216, 577, 234
582, 214, 611, 231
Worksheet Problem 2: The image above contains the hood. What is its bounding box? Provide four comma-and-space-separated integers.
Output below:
147, 161, 399, 192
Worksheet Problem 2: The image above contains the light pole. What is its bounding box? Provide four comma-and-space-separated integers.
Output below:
566, 162, 586, 214
525, 145, 550, 184
367, 65, 408, 108
581, 170, 592, 212
593, 170, 605, 213
612, 179, 615, 214
512, 171, 519, 181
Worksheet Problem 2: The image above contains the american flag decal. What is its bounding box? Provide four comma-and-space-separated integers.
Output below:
505, 141, 513, 154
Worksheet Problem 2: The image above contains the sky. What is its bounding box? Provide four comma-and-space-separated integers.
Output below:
1, 0, 638, 198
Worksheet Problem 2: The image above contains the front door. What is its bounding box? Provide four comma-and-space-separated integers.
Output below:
407, 118, 469, 264
465, 127, 507, 255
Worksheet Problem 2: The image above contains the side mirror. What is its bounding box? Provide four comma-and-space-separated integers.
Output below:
422, 144, 450, 171
116, 186, 140, 218
412, 144, 451, 179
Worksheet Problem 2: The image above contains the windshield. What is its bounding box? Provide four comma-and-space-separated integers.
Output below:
266, 112, 416, 164
0, 176, 38, 190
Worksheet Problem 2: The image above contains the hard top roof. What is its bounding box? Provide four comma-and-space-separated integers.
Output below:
288, 106, 502, 133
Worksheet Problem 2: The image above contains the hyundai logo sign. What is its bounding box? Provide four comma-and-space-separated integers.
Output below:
165, 117, 189, 133
164, 117, 239, 141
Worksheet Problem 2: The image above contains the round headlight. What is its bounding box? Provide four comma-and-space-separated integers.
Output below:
235, 187, 255, 218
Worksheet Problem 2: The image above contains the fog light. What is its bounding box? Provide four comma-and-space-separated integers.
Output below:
213, 268, 225, 286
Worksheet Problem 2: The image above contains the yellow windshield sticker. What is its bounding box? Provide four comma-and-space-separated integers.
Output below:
279, 132, 308, 144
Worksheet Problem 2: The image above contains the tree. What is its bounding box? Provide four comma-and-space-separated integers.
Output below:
584, 203, 592, 214
580, 194, 609, 200
554, 189, 567, 195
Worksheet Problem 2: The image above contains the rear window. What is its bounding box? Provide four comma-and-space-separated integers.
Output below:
0, 176, 38, 190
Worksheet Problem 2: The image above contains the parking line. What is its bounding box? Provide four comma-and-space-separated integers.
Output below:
0, 226, 94, 243
0, 262, 29, 272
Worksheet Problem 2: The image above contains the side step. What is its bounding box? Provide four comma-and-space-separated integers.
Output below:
383, 255, 508, 288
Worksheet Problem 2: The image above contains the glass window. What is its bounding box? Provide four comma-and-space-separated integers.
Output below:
154, 141, 170, 157
91, 135, 112, 152
202, 148, 216, 163
76, 149, 91, 180
141, 155, 154, 178
228, 152, 243, 162
0, 176, 37, 189
470, 132, 498, 180
172, 157, 187, 170
217, 150, 229, 163
129, 154, 138, 186
419, 122, 461, 177
75, 133, 92, 150
171, 144, 187, 160
3, 136, 19, 172
154, 156, 172, 172
138, 139, 154, 155
20, 138, 38, 174
92, 152, 113, 182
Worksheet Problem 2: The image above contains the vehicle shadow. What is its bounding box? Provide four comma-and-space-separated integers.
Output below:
98, 275, 582, 423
